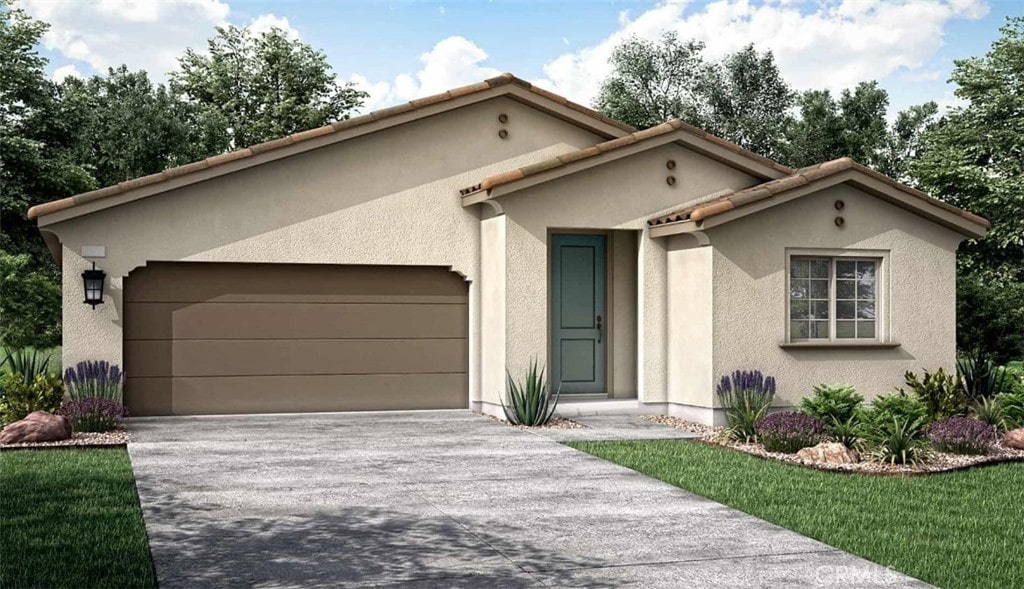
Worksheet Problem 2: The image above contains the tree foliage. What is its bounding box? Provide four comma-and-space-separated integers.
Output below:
912, 17, 1024, 286
596, 34, 795, 160
174, 25, 367, 149
0, 251, 60, 349
59, 67, 228, 188
1, 1, 94, 272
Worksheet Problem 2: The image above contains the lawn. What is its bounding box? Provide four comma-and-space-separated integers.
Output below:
568, 439, 1024, 589
0, 448, 155, 589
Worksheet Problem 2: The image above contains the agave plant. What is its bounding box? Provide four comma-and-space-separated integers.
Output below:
502, 360, 560, 426
863, 415, 929, 465
1, 348, 53, 381
957, 350, 1009, 403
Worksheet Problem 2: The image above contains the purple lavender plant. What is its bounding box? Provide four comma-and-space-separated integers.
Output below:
756, 411, 829, 453
60, 397, 129, 433
717, 370, 777, 442
64, 360, 124, 402
926, 416, 996, 455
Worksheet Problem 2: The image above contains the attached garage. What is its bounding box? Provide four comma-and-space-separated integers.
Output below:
123, 262, 469, 416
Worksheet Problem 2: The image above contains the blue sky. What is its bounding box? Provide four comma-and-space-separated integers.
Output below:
20, 0, 1023, 117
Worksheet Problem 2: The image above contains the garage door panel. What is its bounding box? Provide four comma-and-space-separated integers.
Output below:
124, 302, 469, 341
124, 262, 468, 415
125, 264, 467, 302
126, 338, 467, 378
125, 374, 467, 414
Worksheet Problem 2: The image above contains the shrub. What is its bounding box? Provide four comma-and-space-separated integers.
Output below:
862, 391, 929, 426
861, 414, 929, 465
755, 412, 828, 453
927, 417, 996, 455
716, 370, 776, 442
60, 398, 129, 433
502, 360, 559, 426
800, 384, 863, 424
971, 397, 1005, 432
996, 390, 1024, 430
1, 348, 52, 381
957, 350, 1010, 402
827, 416, 862, 450
64, 361, 124, 402
901, 368, 965, 421
0, 372, 65, 424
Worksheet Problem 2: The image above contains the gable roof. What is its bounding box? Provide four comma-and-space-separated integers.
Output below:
459, 119, 793, 205
28, 73, 633, 224
647, 157, 990, 238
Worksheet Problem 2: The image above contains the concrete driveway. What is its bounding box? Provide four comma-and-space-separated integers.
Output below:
128, 411, 925, 588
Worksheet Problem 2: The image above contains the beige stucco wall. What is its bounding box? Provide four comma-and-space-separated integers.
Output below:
666, 234, 714, 418
47, 96, 605, 409
702, 183, 964, 410
497, 143, 759, 405
610, 230, 638, 399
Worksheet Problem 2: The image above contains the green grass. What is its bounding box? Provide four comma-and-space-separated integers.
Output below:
567, 439, 1024, 589
0, 449, 155, 589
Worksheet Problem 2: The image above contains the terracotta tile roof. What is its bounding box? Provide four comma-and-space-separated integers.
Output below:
647, 157, 991, 229
461, 119, 793, 197
27, 73, 634, 221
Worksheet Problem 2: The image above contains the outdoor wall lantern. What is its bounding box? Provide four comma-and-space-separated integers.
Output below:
82, 262, 106, 308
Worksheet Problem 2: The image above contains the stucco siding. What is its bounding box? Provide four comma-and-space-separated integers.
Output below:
498, 143, 759, 403
706, 183, 963, 408
49, 96, 605, 403
666, 235, 714, 409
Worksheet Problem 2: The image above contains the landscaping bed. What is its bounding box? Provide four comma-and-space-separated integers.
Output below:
0, 448, 156, 589
0, 430, 128, 450
486, 414, 585, 430
567, 438, 1024, 589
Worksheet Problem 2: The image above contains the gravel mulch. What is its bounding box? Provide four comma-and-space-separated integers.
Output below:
0, 430, 129, 451
708, 435, 1024, 475
642, 415, 1024, 475
484, 415, 586, 430
642, 414, 723, 438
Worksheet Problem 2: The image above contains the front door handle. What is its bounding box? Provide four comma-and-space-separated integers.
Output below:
596, 315, 602, 344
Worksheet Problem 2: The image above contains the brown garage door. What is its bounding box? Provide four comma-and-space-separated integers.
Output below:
123, 262, 468, 416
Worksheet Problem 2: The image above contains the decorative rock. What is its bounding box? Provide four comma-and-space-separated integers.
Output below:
0, 411, 72, 444
1003, 429, 1024, 451
796, 441, 859, 464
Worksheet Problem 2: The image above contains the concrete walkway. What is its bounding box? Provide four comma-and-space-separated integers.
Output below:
128, 411, 925, 588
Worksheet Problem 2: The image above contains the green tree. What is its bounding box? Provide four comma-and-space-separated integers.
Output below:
174, 25, 367, 149
1, 0, 94, 272
0, 252, 60, 349
911, 17, 1024, 287
877, 101, 939, 183
595, 35, 795, 160
59, 66, 228, 187
595, 32, 710, 130
701, 44, 796, 161
784, 82, 890, 168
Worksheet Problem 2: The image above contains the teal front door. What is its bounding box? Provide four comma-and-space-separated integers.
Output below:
550, 233, 607, 395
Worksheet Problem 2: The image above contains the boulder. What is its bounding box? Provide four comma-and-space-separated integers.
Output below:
1003, 429, 1024, 451
796, 441, 859, 464
0, 411, 72, 444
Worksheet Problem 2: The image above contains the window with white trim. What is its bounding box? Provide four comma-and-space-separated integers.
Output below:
789, 256, 879, 341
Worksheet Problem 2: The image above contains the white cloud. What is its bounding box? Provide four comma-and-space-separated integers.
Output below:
247, 13, 299, 39
439, 6, 446, 16
19, 0, 229, 79
901, 69, 944, 82
18, 0, 307, 82
534, 0, 988, 107
52, 64, 84, 82
350, 36, 501, 111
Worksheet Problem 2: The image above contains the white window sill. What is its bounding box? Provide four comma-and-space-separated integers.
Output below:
779, 341, 902, 349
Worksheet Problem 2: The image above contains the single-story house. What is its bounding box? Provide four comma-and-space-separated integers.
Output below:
28, 74, 989, 424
